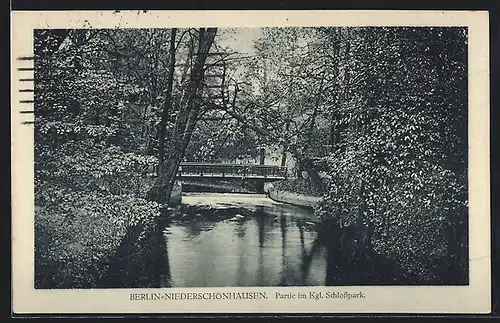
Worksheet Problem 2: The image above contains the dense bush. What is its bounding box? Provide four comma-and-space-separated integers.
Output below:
34, 184, 161, 288
314, 27, 468, 283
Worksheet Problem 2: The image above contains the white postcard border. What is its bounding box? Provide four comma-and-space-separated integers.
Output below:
11, 10, 491, 314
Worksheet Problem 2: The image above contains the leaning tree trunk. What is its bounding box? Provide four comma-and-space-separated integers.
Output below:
147, 28, 218, 205
156, 28, 177, 179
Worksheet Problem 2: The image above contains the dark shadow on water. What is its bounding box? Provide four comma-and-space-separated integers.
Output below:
255, 205, 275, 248
98, 218, 171, 288
315, 218, 468, 286
312, 218, 405, 286
277, 214, 288, 286
236, 220, 247, 286
255, 206, 266, 285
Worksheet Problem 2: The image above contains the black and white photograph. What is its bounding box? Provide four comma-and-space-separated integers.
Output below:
11, 10, 491, 314
32, 25, 469, 289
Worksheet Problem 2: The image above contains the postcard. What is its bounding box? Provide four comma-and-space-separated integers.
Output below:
11, 10, 491, 314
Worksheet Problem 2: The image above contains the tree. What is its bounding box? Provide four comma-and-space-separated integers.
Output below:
315, 27, 468, 283
147, 28, 218, 204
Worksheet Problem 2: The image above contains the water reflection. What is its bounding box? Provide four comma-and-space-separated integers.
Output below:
162, 194, 327, 287
99, 194, 413, 288
95, 193, 465, 288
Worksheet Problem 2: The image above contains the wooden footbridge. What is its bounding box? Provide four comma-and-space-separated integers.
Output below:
177, 162, 287, 181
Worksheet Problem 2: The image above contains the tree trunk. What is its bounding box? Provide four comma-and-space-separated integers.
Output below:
157, 28, 177, 178
259, 147, 265, 165
281, 120, 290, 167
147, 28, 217, 205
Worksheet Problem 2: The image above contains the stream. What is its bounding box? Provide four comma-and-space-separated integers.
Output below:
159, 193, 328, 287
101, 193, 416, 288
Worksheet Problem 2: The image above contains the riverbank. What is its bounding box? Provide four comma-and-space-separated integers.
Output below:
268, 187, 323, 208
268, 179, 324, 209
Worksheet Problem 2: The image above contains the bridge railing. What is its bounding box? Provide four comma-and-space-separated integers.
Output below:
178, 162, 287, 179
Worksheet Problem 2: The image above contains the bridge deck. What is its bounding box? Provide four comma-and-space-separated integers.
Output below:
177, 162, 287, 180
179, 173, 286, 180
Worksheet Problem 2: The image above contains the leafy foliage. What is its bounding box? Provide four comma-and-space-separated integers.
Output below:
312, 27, 468, 283
35, 187, 160, 288
34, 30, 162, 288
